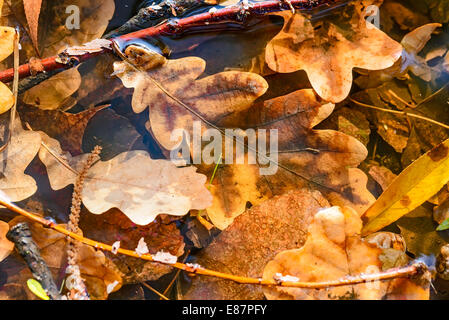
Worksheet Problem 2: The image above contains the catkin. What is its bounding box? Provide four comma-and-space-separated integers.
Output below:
66, 146, 102, 300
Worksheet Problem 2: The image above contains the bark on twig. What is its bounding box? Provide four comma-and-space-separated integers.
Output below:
17, 0, 210, 92
0, 198, 431, 291
104, 0, 213, 39
6, 223, 62, 300
0, 0, 343, 85
18, 70, 59, 94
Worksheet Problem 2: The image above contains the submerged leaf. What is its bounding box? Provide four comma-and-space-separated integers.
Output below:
262, 206, 429, 300
0, 220, 13, 262
38, 133, 212, 225
23, 0, 42, 51
0, 117, 41, 202
19, 103, 108, 155
79, 208, 185, 283
22, 68, 82, 110
265, 1, 402, 103
184, 189, 330, 300
397, 206, 447, 256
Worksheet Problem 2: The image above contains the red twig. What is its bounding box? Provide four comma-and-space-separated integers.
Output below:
0, 50, 107, 84
0, 0, 342, 84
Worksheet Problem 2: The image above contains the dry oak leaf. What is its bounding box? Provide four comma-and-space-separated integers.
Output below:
38, 133, 213, 225
114, 46, 374, 230
205, 89, 374, 229
401, 23, 442, 81
367, 165, 397, 192
38, 0, 114, 57
0, 220, 13, 262
265, 1, 402, 103
79, 208, 185, 284
0, 13, 15, 114
184, 189, 331, 300
0, 117, 41, 202
21, 0, 115, 110
23, 0, 42, 52
5, 216, 122, 300
22, 68, 82, 110
262, 206, 430, 300
113, 45, 269, 150
18, 103, 108, 155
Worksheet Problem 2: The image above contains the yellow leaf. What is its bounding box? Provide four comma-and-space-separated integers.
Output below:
0, 24, 14, 114
0, 220, 13, 262
26, 279, 50, 300
362, 138, 449, 236
263, 206, 429, 300
0, 81, 13, 114
0, 26, 14, 62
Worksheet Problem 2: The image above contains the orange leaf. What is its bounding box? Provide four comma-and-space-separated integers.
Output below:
23, 0, 42, 54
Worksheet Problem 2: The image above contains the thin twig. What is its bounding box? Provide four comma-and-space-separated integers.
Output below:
415, 82, 449, 108
141, 282, 170, 300
161, 249, 191, 299
387, 90, 415, 109
6, 223, 62, 300
10, 27, 19, 133
0, 0, 342, 84
0, 196, 429, 290
350, 98, 449, 130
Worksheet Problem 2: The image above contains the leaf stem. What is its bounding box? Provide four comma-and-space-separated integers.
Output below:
141, 282, 170, 300
349, 98, 449, 130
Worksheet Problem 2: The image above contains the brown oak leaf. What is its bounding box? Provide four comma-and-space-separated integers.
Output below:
79, 208, 185, 284
0, 117, 41, 202
265, 0, 402, 103
115, 45, 375, 229
0, 220, 13, 262
18, 104, 108, 155
204, 89, 374, 229
38, 133, 212, 225
262, 206, 430, 300
23, 0, 42, 52
183, 189, 330, 300
113, 45, 269, 151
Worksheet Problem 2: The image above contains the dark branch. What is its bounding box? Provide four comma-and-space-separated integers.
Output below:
6, 223, 62, 300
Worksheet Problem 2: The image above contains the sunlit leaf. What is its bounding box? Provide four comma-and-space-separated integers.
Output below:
437, 217, 449, 231
26, 279, 49, 300
362, 137, 449, 235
